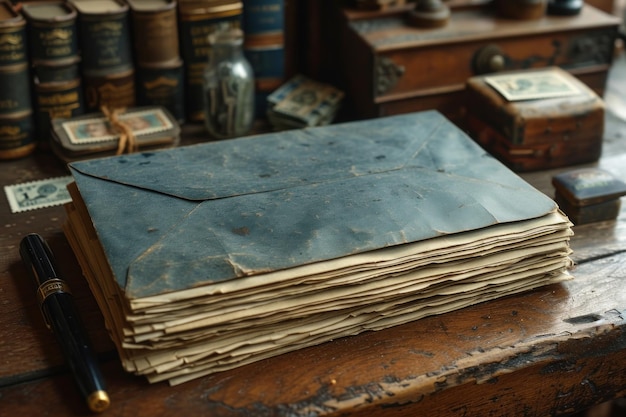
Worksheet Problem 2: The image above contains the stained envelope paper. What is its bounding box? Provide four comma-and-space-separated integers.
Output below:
64, 110, 573, 384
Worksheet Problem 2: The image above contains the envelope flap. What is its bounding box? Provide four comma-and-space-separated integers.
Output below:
68, 111, 485, 201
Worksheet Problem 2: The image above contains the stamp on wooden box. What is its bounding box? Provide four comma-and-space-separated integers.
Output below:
484, 68, 580, 101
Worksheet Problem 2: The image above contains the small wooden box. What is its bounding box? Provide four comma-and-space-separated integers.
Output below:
552, 168, 626, 225
465, 67, 605, 172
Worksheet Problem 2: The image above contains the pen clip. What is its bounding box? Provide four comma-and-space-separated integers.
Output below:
37, 278, 72, 329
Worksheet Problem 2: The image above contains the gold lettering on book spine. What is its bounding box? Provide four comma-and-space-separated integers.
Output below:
0, 125, 20, 136
144, 77, 178, 89
0, 34, 22, 46
40, 29, 73, 42
0, 33, 25, 61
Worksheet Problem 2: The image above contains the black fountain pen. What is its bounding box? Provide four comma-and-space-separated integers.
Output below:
20, 233, 110, 413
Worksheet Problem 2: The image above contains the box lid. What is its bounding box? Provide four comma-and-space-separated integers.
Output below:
552, 168, 626, 207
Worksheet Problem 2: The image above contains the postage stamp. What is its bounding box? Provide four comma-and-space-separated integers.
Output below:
4, 176, 73, 213
485, 69, 580, 101
62, 108, 174, 145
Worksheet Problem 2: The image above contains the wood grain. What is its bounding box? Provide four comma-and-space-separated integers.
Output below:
2, 55, 626, 417
1, 251, 625, 416
2, 148, 626, 416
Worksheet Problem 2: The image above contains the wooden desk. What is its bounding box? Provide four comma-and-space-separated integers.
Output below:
2, 61, 626, 417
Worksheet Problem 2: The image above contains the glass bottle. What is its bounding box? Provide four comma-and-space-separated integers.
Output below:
202, 28, 255, 139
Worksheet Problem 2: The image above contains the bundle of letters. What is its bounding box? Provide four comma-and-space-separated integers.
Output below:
63, 111, 573, 385
266, 75, 344, 130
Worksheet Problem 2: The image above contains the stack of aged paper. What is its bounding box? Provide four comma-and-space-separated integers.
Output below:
63, 111, 573, 385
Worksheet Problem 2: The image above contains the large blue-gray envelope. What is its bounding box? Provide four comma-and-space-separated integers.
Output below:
68, 111, 557, 301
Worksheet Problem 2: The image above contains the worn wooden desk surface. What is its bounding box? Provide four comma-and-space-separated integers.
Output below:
2, 53, 626, 417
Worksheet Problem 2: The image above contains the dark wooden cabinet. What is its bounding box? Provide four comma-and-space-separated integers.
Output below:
338, 4, 621, 123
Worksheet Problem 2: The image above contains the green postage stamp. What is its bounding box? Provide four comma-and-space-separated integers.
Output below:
4, 176, 73, 213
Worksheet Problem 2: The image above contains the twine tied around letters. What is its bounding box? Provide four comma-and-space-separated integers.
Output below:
101, 106, 139, 155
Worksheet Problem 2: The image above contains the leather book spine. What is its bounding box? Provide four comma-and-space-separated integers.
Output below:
136, 59, 185, 122
32, 58, 81, 84
128, 0, 185, 121
33, 77, 84, 144
21, 1, 84, 142
0, 0, 35, 160
242, 0, 286, 116
178, 0, 243, 122
71, 0, 135, 111
128, 0, 179, 64
21, 1, 80, 81
0, 62, 31, 116
82, 68, 136, 112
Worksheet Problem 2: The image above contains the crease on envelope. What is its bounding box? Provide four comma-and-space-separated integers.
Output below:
68, 111, 558, 302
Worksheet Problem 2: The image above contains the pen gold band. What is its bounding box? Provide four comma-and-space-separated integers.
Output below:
37, 279, 72, 329
36, 278, 71, 305
87, 390, 111, 413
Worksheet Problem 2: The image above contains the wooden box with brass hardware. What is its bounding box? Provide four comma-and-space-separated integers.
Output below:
464, 66, 605, 172
338, 3, 620, 124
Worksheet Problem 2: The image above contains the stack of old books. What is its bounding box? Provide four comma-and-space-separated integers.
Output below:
63, 111, 573, 385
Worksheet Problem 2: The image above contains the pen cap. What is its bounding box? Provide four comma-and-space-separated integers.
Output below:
20, 233, 73, 325
20, 233, 62, 287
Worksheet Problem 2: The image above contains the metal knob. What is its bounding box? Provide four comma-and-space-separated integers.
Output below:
473, 45, 507, 75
